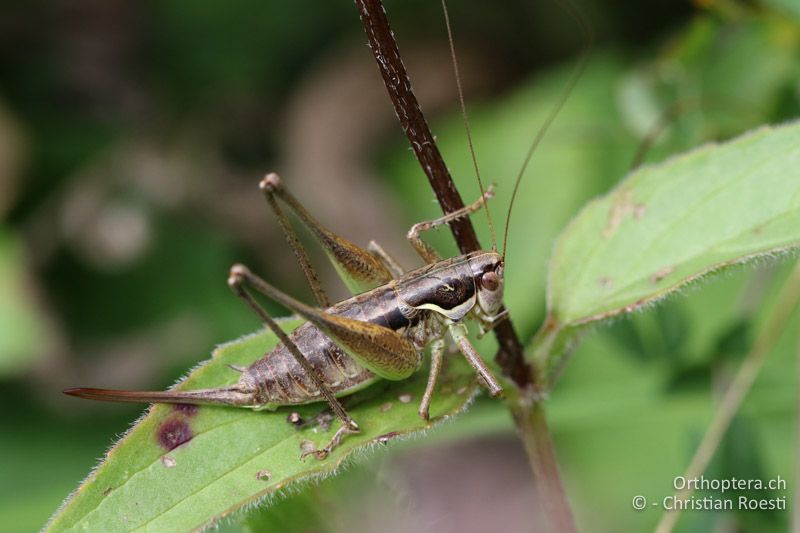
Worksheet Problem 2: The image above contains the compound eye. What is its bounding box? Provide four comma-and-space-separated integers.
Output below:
481, 271, 499, 291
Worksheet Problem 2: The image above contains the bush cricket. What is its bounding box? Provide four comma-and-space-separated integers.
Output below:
63, 0, 585, 460
65, 172, 505, 459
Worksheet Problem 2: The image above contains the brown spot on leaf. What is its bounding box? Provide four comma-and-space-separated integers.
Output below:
102, 486, 114, 497
299, 440, 316, 455
157, 417, 193, 451
623, 298, 648, 313
650, 266, 675, 284
256, 469, 272, 481
376, 432, 400, 445
598, 277, 613, 289
287, 412, 303, 426
379, 402, 393, 412
314, 412, 333, 431
603, 188, 647, 238
173, 403, 199, 417
397, 393, 412, 404
161, 455, 177, 468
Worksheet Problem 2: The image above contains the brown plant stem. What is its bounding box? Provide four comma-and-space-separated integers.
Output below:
511, 399, 577, 533
353, 1, 573, 531
352, 0, 531, 389
353, 0, 477, 252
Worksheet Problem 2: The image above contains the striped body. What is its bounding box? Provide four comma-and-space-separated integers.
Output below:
240, 250, 501, 408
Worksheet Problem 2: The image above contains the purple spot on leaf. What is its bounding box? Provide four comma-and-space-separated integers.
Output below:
157, 417, 193, 451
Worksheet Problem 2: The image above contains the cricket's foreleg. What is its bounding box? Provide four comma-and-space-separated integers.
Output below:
419, 338, 445, 420
407, 186, 495, 263
368, 240, 405, 278
261, 173, 393, 294
448, 322, 503, 398
228, 265, 359, 460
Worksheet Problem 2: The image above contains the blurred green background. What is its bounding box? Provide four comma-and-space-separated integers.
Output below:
1, 0, 799, 531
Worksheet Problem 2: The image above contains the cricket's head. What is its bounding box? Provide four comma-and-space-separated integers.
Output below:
471, 251, 505, 318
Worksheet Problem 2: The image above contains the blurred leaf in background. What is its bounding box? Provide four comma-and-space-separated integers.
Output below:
1, 0, 799, 532
0, 228, 49, 376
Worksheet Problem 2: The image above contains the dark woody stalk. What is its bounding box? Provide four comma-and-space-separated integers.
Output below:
352, 0, 531, 389
352, 1, 576, 531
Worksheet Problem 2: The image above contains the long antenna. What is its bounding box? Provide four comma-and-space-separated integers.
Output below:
441, 0, 496, 250
502, 0, 594, 256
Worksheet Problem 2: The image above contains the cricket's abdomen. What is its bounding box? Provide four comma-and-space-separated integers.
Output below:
244, 284, 418, 407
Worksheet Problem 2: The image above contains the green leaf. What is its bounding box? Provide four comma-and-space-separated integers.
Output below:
762, 0, 800, 21
547, 121, 800, 328
45, 319, 476, 532
548, 262, 798, 532
0, 227, 49, 376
